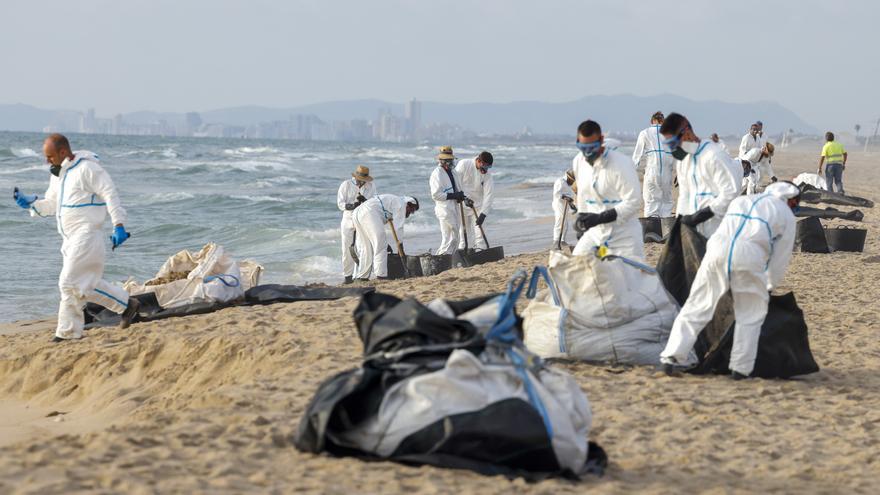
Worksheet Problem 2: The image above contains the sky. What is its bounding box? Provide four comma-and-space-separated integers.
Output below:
0, 0, 877, 130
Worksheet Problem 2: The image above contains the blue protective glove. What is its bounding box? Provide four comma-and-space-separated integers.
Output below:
13, 187, 37, 209
110, 225, 131, 250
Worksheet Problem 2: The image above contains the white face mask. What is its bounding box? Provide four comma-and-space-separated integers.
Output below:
680, 140, 700, 155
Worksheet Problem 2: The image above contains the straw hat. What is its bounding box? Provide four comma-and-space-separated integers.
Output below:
437, 146, 455, 160
352, 165, 373, 182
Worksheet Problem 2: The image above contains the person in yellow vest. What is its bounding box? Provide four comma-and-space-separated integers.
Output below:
817, 132, 848, 194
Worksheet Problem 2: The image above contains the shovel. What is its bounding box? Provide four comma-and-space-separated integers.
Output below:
469, 204, 491, 249
388, 221, 409, 278
349, 231, 360, 265
458, 200, 469, 251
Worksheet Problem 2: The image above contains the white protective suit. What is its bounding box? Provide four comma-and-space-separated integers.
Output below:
632, 125, 675, 217
572, 149, 645, 260
660, 182, 798, 375
429, 165, 463, 255
739, 132, 774, 185
675, 140, 740, 238
337, 178, 377, 277
454, 158, 495, 250
29, 151, 130, 339
352, 194, 410, 279
552, 176, 576, 245
739, 147, 773, 194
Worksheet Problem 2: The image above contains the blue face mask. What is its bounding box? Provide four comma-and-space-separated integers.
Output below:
575, 140, 602, 160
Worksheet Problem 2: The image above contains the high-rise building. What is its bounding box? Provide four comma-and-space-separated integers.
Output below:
405, 98, 422, 140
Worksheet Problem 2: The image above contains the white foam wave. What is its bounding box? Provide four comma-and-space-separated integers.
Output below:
10, 147, 37, 158
523, 174, 559, 185
229, 194, 289, 203
288, 255, 339, 284
223, 146, 279, 156
145, 191, 196, 203
250, 176, 301, 188
0, 165, 45, 175
360, 148, 425, 163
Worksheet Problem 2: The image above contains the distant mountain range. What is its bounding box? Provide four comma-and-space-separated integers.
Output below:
0, 94, 818, 136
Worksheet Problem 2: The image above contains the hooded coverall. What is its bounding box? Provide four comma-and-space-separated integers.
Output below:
454, 158, 494, 250
352, 194, 409, 279
429, 165, 462, 255
337, 178, 377, 277
660, 182, 798, 375
632, 125, 675, 217
29, 151, 130, 340
675, 140, 740, 238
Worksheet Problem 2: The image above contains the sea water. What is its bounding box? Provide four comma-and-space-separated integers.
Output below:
0, 131, 632, 322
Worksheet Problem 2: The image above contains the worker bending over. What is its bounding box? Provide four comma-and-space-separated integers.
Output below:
352, 194, 419, 280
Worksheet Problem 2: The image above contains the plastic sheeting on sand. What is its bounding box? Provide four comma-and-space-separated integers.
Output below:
656, 219, 820, 378
294, 275, 608, 480
84, 284, 375, 327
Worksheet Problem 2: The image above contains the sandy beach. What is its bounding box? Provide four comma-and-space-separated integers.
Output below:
1, 149, 878, 494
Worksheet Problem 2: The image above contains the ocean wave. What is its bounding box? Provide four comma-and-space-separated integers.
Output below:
229, 194, 289, 203
0, 165, 46, 175
287, 255, 339, 284
223, 146, 280, 156
143, 191, 196, 203
114, 148, 179, 159
249, 176, 302, 188
10, 147, 38, 158
360, 148, 426, 163
523, 174, 560, 185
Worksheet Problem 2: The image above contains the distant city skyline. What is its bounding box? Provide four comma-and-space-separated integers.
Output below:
0, 1, 877, 131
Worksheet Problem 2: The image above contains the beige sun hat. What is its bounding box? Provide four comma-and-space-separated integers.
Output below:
352, 165, 373, 182
437, 146, 455, 160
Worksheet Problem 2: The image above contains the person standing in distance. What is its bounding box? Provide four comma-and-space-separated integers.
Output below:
429, 146, 466, 255
571, 120, 644, 260
661, 113, 739, 238
454, 151, 495, 250
632, 111, 675, 217
337, 165, 377, 284
817, 132, 848, 194
13, 134, 139, 342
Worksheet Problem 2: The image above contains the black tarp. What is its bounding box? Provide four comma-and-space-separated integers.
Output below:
795, 205, 863, 221
799, 184, 874, 208
294, 291, 607, 480
84, 284, 375, 327
657, 218, 819, 378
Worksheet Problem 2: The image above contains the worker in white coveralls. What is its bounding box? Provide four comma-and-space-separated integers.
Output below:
13, 134, 139, 342
660, 181, 800, 379
739, 143, 776, 195
552, 169, 578, 247
739, 122, 776, 187
661, 113, 740, 239
352, 195, 419, 280
632, 111, 675, 217
337, 165, 378, 284
454, 151, 495, 250
429, 146, 467, 255
571, 120, 645, 261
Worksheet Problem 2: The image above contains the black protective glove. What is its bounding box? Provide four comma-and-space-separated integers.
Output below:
464, 198, 475, 208
356, 194, 367, 203
574, 209, 617, 233
387, 244, 394, 253
446, 191, 466, 202
345, 203, 358, 211
398, 242, 404, 253
476, 213, 486, 226
560, 194, 572, 203
681, 207, 714, 226
770, 176, 778, 182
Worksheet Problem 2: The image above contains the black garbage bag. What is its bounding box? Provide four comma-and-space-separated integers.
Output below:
795, 217, 831, 253
657, 218, 819, 378
294, 280, 608, 480
799, 184, 874, 208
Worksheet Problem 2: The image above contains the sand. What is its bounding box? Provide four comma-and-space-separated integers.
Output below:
1, 149, 879, 494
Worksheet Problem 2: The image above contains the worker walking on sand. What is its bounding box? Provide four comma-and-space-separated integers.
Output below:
352, 195, 419, 280
429, 146, 467, 255
13, 134, 139, 342
552, 169, 577, 247
337, 165, 378, 284
571, 120, 645, 260
632, 111, 675, 217
660, 181, 800, 379
454, 151, 495, 250
661, 113, 740, 238
817, 132, 848, 194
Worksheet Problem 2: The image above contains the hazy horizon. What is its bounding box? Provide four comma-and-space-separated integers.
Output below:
1, 0, 877, 130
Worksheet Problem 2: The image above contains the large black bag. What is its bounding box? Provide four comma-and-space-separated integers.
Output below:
799, 184, 874, 208
795, 217, 831, 253
657, 218, 819, 378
